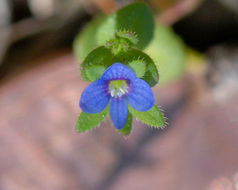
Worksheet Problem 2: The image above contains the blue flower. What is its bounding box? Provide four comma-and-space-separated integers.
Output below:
79, 63, 154, 129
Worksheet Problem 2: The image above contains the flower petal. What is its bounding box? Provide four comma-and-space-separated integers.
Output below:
126, 78, 154, 111
101, 63, 136, 81
80, 80, 110, 113
109, 97, 128, 129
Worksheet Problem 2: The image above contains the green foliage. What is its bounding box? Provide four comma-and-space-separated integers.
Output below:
128, 60, 146, 78
81, 46, 113, 81
114, 48, 159, 86
119, 112, 132, 135
80, 46, 159, 85
74, 2, 168, 134
75, 107, 108, 132
105, 37, 130, 55
73, 2, 154, 61
128, 105, 165, 128
73, 16, 105, 61
96, 14, 117, 46
86, 65, 106, 81
116, 30, 138, 45
145, 23, 186, 85
115, 2, 154, 49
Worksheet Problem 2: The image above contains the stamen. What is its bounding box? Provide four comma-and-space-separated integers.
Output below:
110, 87, 116, 97
109, 80, 128, 98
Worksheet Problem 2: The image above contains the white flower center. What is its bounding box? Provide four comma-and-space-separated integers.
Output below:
109, 80, 128, 98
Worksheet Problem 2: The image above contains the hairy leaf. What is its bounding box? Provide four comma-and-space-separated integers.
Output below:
115, 2, 154, 49
116, 30, 138, 45
86, 65, 106, 81
75, 107, 108, 132
128, 105, 165, 127
114, 48, 159, 86
81, 46, 113, 81
128, 60, 146, 78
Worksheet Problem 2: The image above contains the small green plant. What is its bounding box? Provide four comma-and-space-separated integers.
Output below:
73, 2, 185, 135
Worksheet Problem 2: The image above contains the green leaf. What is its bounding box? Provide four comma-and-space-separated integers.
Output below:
86, 65, 106, 81
116, 30, 138, 45
75, 107, 108, 132
128, 60, 146, 78
118, 112, 133, 136
145, 23, 186, 85
114, 48, 159, 86
97, 2, 154, 49
96, 14, 117, 46
115, 2, 154, 49
81, 46, 114, 81
128, 105, 165, 127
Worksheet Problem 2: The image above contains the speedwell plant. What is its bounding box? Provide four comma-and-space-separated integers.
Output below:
74, 2, 165, 135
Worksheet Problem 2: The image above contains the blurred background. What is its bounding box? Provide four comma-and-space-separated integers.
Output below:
0, 0, 238, 190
